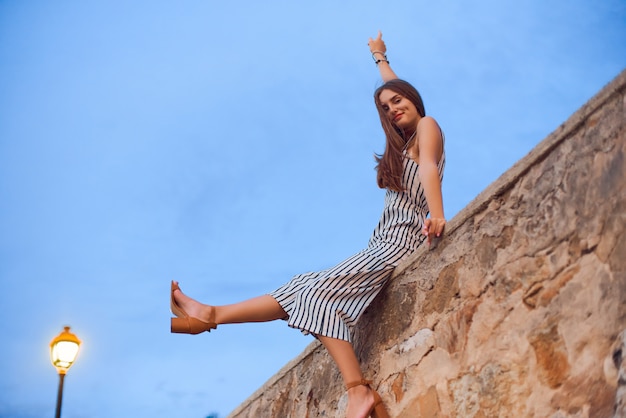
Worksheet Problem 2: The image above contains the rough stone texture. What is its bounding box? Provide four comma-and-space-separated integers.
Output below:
228, 69, 626, 418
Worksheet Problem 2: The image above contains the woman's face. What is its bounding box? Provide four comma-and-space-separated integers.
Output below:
378, 89, 421, 134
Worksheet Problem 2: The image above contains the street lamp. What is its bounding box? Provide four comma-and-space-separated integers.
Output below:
50, 326, 81, 418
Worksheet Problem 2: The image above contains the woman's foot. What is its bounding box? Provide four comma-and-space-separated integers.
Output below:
170, 281, 217, 334
345, 384, 376, 418
171, 281, 215, 323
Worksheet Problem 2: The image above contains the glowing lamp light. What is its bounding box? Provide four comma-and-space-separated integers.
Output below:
50, 326, 81, 418
50, 326, 81, 374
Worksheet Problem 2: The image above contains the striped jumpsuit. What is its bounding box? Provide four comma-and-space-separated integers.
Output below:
270, 150, 445, 342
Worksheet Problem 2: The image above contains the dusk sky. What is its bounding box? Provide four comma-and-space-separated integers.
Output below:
1, 1, 624, 417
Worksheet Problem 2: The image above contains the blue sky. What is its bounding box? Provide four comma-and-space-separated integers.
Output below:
0, 1, 624, 417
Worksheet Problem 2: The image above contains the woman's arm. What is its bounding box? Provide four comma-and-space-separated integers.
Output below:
413, 117, 446, 243
368, 31, 398, 82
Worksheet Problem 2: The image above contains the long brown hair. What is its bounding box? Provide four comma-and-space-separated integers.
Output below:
374, 79, 426, 192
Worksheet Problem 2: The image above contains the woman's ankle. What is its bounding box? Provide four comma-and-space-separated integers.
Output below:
345, 385, 375, 418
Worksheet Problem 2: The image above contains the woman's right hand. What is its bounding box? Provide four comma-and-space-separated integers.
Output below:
368, 30, 398, 82
368, 30, 386, 56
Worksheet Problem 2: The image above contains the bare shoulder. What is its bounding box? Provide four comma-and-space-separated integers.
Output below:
417, 116, 443, 147
415, 116, 443, 162
417, 116, 441, 136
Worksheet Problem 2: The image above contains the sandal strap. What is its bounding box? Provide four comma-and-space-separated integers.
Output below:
345, 379, 373, 390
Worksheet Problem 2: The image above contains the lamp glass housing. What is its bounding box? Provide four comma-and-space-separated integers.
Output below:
51, 341, 80, 369
50, 326, 81, 374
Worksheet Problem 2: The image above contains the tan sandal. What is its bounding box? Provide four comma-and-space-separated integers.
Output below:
170, 281, 217, 334
345, 379, 389, 418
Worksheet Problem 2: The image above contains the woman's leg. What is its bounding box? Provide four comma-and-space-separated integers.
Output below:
172, 282, 287, 325
174, 283, 377, 417
317, 335, 376, 418
217, 295, 287, 324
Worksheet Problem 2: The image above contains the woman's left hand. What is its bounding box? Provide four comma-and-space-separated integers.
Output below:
422, 217, 446, 245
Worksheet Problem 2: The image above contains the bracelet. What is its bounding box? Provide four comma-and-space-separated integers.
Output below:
375, 59, 389, 65
371, 50, 388, 63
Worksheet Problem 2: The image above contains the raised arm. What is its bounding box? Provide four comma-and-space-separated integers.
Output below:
368, 31, 399, 82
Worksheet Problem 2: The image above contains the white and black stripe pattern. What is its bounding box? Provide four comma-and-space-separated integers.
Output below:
270, 151, 445, 342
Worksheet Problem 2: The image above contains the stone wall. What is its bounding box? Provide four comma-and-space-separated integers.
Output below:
228, 69, 626, 418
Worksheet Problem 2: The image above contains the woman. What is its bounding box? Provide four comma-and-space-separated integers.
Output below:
170, 31, 445, 418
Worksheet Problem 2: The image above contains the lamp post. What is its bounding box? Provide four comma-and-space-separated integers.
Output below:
50, 326, 81, 418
